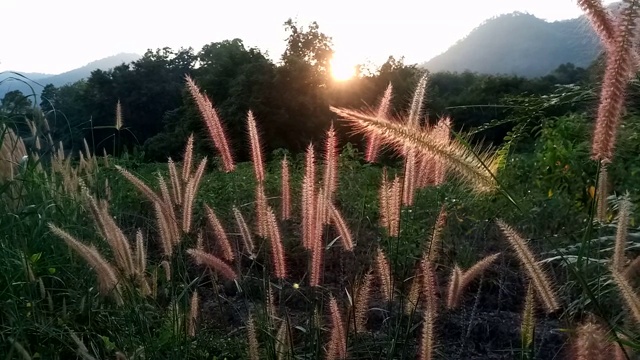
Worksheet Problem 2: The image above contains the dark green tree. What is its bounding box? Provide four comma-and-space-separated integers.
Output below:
40, 84, 58, 113
542, 62, 588, 85
78, 47, 197, 155
124, 47, 196, 139
270, 19, 336, 150
144, 40, 276, 161
44, 81, 90, 151
281, 19, 334, 85
1, 90, 32, 114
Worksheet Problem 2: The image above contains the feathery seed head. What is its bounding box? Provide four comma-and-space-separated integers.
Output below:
255, 182, 269, 238
247, 111, 265, 182
182, 134, 194, 181
310, 190, 326, 287
379, 169, 391, 231
427, 205, 447, 263
204, 205, 235, 262
590, 0, 640, 162
184, 75, 235, 172
611, 266, 640, 325
134, 229, 147, 277
402, 149, 417, 206
459, 253, 501, 293
405, 264, 424, 314
188, 291, 199, 337
613, 193, 632, 271
167, 158, 182, 205
327, 296, 347, 360
115, 100, 123, 130
408, 73, 428, 128
48, 223, 123, 305
354, 271, 373, 333
419, 258, 438, 360
247, 312, 260, 360
375, 248, 393, 302
281, 155, 291, 220
154, 201, 175, 256
187, 248, 238, 281
520, 284, 536, 351
115, 165, 161, 204
573, 316, 612, 360
497, 220, 560, 313
266, 207, 287, 279
578, 0, 617, 50
322, 125, 339, 215
365, 82, 394, 162
331, 107, 499, 193
232, 206, 255, 257
328, 203, 354, 251
596, 164, 610, 222
302, 144, 316, 249
446, 266, 463, 309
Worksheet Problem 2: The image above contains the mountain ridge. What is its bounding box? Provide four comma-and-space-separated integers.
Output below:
421, 5, 623, 77
0, 52, 140, 100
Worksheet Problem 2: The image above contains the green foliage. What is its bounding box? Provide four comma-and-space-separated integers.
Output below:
7, 11, 640, 359
533, 114, 593, 201
1, 90, 33, 114
281, 19, 334, 83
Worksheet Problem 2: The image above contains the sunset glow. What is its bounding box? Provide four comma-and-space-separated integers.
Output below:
330, 55, 356, 81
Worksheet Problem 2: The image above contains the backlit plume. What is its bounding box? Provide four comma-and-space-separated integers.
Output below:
328, 202, 354, 251
281, 155, 291, 220
375, 248, 393, 302
310, 189, 327, 287
182, 134, 194, 181
255, 183, 269, 238
419, 259, 438, 360
187, 248, 238, 281
402, 74, 429, 206
589, 1, 640, 162
232, 206, 255, 257
247, 111, 265, 182
266, 206, 287, 279
302, 144, 316, 249
326, 296, 347, 359
497, 220, 559, 313
185, 75, 235, 172
322, 125, 339, 220
331, 107, 498, 193
379, 172, 402, 237
365, 83, 393, 162
204, 205, 235, 262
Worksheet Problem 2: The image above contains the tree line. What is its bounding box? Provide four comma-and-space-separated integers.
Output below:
1, 19, 594, 163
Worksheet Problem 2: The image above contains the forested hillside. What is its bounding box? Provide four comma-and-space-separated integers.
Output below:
1, 20, 593, 164
423, 12, 603, 77
0, 53, 140, 99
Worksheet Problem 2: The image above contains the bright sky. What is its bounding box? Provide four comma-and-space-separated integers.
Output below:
0, 0, 617, 75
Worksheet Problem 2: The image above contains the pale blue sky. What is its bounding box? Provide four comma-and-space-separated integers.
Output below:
0, 0, 616, 74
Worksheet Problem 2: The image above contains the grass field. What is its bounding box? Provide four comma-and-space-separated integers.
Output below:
4, 3, 640, 358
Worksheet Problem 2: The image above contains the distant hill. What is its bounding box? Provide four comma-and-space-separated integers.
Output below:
0, 52, 140, 100
0, 72, 52, 81
422, 11, 606, 77
0, 72, 53, 99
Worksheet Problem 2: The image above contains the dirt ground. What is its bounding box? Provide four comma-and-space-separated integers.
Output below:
200, 242, 575, 359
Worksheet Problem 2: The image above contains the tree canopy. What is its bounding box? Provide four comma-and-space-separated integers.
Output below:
2, 19, 596, 164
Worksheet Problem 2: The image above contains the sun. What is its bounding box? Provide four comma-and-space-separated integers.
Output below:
330, 54, 356, 81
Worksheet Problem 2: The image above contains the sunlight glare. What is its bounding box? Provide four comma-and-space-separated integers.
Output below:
330, 55, 356, 81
